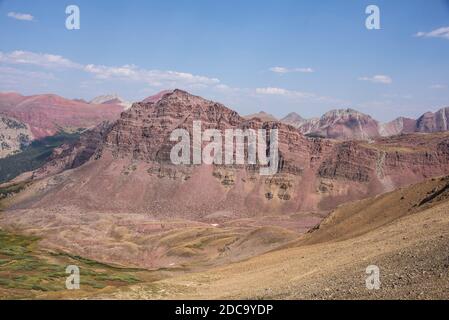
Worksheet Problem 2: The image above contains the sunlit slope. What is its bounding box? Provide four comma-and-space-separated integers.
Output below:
100, 176, 449, 299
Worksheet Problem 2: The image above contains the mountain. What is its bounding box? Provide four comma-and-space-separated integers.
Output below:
141, 90, 173, 104
8, 90, 449, 217
0, 92, 124, 139
107, 174, 449, 299
281, 112, 307, 127
0, 115, 33, 159
244, 111, 278, 122
90, 94, 132, 110
379, 116, 417, 136
415, 107, 449, 133
287, 108, 381, 140
281, 107, 449, 140
2, 89, 449, 274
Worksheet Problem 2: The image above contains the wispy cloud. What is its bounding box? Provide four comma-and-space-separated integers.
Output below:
255, 87, 345, 105
84, 64, 220, 87
0, 51, 81, 69
430, 84, 447, 89
269, 66, 314, 74
415, 26, 449, 40
256, 87, 313, 98
358, 75, 392, 84
0, 50, 221, 88
256, 87, 290, 95
0, 66, 55, 80
0, 66, 55, 89
7, 12, 34, 21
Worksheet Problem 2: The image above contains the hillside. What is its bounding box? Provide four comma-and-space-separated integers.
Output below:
94, 175, 449, 299
0, 92, 123, 139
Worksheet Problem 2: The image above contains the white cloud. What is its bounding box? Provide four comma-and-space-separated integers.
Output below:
7, 12, 34, 21
256, 87, 289, 95
269, 66, 314, 74
0, 50, 221, 89
0, 51, 82, 69
255, 87, 346, 105
415, 26, 449, 40
84, 64, 220, 87
358, 75, 392, 84
255, 87, 316, 99
430, 84, 446, 89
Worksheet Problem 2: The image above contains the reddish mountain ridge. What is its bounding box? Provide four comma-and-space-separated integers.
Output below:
282, 107, 449, 140
282, 109, 381, 140
0, 92, 124, 139
11, 90, 449, 219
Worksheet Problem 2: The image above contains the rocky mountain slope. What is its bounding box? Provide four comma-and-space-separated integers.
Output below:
379, 116, 417, 136
0, 92, 124, 139
6, 90, 449, 218
0, 115, 33, 158
104, 174, 449, 299
416, 107, 449, 133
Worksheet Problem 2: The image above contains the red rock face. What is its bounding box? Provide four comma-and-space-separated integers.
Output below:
21, 90, 449, 219
0, 92, 123, 139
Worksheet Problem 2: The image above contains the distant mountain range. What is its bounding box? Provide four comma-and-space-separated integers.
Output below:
2, 90, 449, 163
12, 89, 449, 218
278, 108, 449, 140
0, 92, 124, 140
244, 106, 449, 140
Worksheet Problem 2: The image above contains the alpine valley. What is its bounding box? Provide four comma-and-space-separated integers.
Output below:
1, 89, 449, 299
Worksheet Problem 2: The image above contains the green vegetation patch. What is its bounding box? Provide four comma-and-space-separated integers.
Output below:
0, 131, 81, 184
0, 229, 141, 299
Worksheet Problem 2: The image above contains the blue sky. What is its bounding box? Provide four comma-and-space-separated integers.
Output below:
0, 0, 449, 121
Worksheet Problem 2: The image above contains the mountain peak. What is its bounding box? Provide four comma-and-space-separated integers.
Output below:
322, 108, 367, 118
141, 90, 174, 104
90, 94, 131, 109
282, 112, 305, 121
244, 111, 278, 122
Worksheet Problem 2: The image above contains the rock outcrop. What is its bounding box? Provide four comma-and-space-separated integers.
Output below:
0, 115, 33, 158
